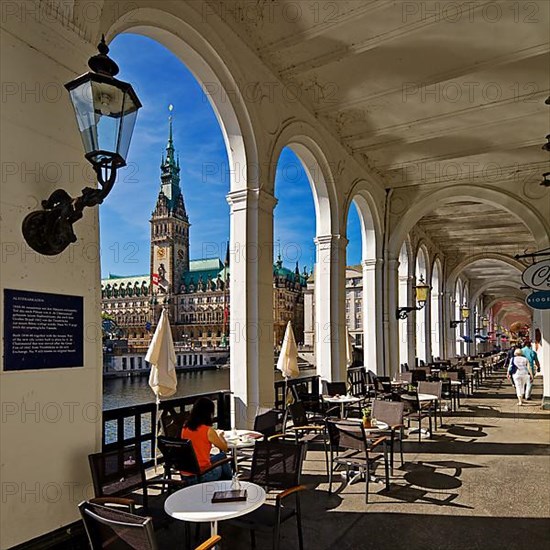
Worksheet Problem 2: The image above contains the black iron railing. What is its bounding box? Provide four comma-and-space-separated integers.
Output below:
102, 390, 231, 467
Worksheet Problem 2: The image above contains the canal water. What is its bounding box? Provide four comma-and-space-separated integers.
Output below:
103, 368, 230, 410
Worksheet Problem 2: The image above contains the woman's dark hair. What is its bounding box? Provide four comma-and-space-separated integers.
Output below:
185, 397, 215, 430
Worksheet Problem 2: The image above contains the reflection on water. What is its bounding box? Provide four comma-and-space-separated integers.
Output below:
103, 369, 231, 410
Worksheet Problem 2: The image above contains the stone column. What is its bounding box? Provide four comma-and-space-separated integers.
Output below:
362, 258, 383, 374
227, 188, 276, 427
407, 275, 417, 367
398, 273, 409, 368
314, 234, 347, 382
386, 257, 400, 376
424, 287, 432, 362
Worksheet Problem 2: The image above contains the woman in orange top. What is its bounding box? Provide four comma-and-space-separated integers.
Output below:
181, 397, 232, 481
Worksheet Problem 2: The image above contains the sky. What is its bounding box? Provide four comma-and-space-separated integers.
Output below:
100, 34, 362, 278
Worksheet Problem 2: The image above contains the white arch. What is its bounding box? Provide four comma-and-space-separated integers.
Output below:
106, 7, 258, 192
345, 186, 385, 373
470, 279, 528, 307
269, 122, 339, 236
447, 252, 525, 289
389, 185, 550, 258
484, 294, 530, 313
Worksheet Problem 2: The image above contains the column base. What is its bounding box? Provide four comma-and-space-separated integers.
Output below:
542, 396, 550, 410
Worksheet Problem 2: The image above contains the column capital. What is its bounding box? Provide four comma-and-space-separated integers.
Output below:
314, 234, 348, 249
226, 188, 277, 213
361, 258, 383, 269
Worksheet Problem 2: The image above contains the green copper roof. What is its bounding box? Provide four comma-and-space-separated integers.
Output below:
101, 274, 149, 288
189, 258, 223, 271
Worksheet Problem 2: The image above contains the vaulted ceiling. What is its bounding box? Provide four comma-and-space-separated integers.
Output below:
213, 0, 549, 326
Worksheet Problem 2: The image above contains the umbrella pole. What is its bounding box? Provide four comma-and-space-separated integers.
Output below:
153, 396, 160, 472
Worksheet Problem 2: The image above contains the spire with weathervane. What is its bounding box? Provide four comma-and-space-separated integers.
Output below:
158, 104, 186, 215
150, 105, 190, 303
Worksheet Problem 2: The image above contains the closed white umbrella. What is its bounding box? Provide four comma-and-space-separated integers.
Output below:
277, 321, 299, 407
146, 308, 177, 464
346, 326, 354, 368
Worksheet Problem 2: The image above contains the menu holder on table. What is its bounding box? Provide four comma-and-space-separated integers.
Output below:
211, 489, 248, 503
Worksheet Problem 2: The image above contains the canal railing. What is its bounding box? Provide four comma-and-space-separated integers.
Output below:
102, 375, 321, 463
102, 390, 231, 467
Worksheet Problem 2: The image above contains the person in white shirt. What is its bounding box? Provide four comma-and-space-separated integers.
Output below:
506, 348, 534, 406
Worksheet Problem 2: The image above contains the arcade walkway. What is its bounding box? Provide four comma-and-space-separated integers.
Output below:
194, 372, 549, 550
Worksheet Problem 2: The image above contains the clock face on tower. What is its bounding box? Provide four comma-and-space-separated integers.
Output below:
157, 247, 166, 260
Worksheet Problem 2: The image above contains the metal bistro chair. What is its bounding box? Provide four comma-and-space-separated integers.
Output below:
254, 408, 284, 439
325, 419, 389, 503
157, 436, 233, 484
371, 400, 406, 474
418, 381, 443, 429
79, 500, 221, 550
230, 440, 307, 550
160, 408, 189, 439
279, 401, 329, 474
88, 446, 183, 526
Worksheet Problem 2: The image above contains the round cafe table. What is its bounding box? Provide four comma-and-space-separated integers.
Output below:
164, 480, 266, 539
346, 418, 389, 433
323, 395, 360, 417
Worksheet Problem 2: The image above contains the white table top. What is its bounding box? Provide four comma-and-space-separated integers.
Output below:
324, 395, 360, 404
220, 429, 263, 449
346, 419, 389, 431
401, 393, 439, 402
164, 480, 266, 523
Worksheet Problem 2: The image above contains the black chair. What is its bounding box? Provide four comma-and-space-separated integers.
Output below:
323, 381, 347, 396
254, 408, 284, 438
230, 440, 307, 550
325, 419, 389, 503
347, 367, 370, 397
402, 393, 432, 442
88, 446, 183, 525
291, 382, 321, 414
411, 369, 427, 382
79, 500, 221, 550
160, 408, 188, 439
157, 436, 232, 483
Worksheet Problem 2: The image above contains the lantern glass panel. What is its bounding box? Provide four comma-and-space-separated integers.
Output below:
461, 307, 470, 319
415, 283, 429, 304
68, 76, 139, 166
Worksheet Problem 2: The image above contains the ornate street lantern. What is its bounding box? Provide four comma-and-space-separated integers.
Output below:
396, 275, 431, 319
22, 36, 142, 255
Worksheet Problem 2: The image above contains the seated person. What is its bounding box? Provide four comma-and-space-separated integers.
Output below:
181, 397, 232, 481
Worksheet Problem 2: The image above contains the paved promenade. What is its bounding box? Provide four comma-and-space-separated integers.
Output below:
214, 371, 550, 550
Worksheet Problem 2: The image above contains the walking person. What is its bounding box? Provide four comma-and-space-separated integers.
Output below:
521, 340, 540, 401
507, 349, 534, 406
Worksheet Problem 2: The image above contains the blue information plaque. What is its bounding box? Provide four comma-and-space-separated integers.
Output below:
3, 289, 84, 371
